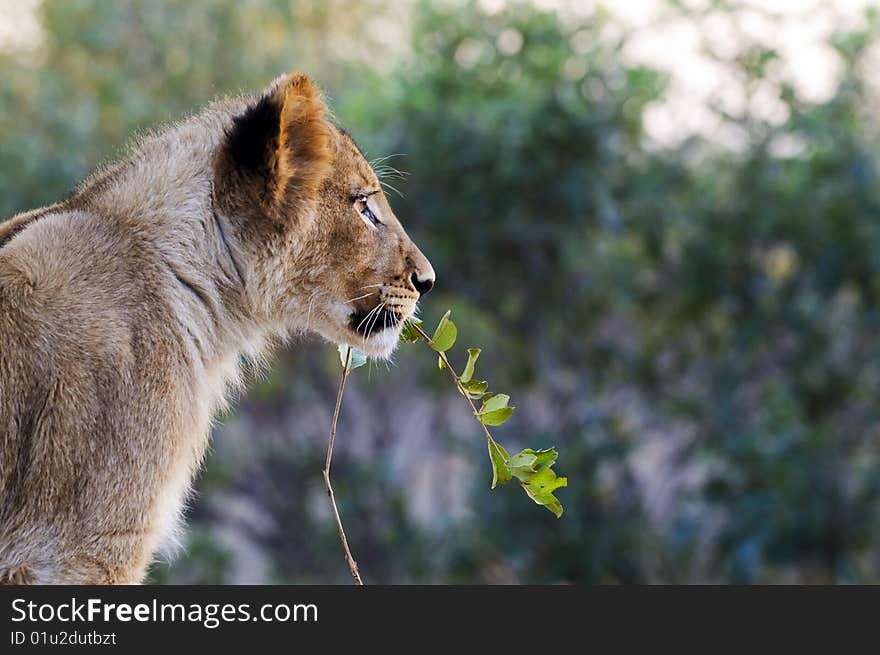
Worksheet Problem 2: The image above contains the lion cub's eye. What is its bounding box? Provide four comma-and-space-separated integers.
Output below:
354, 194, 381, 227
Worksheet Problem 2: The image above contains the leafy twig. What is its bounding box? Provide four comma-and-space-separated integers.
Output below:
323, 346, 364, 586
324, 309, 567, 583
401, 312, 567, 518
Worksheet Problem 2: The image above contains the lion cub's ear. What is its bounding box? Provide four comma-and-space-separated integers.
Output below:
225, 72, 332, 215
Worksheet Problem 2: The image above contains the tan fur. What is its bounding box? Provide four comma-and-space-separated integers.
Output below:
273, 74, 332, 208
0, 72, 434, 584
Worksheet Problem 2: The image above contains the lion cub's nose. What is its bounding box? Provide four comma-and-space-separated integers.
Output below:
411, 270, 435, 296
406, 246, 435, 296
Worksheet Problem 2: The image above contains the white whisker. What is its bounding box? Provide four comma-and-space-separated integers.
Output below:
379, 180, 405, 199
356, 303, 382, 335
305, 289, 322, 332
344, 291, 376, 304
364, 302, 386, 344
364, 305, 382, 342
369, 153, 407, 169
373, 164, 409, 180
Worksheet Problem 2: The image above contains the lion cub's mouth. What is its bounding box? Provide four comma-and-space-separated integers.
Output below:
346, 283, 419, 340
348, 305, 403, 337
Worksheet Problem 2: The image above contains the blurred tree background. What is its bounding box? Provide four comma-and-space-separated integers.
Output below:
2, 0, 880, 583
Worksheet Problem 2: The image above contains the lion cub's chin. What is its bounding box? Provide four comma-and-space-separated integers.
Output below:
354, 326, 403, 359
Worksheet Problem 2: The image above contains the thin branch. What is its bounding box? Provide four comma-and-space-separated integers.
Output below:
323, 347, 364, 586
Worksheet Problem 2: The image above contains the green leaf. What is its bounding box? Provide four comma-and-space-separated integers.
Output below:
522, 486, 566, 519
525, 467, 568, 495
507, 447, 567, 518
507, 448, 557, 479
460, 348, 481, 383
438, 354, 445, 369
507, 450, 538, 479
399, 318, 425, 343
481, 393, 510, 413
430, 310, 457, 352
487, 438, 511, 489
478, 406, 515, 426
337, 344, 367, 371
461, 379, 488, 398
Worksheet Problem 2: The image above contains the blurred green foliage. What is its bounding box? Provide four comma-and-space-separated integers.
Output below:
3, 0, 880, 583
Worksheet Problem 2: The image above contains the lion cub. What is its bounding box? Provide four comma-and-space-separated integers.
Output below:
0, 72, 434, 584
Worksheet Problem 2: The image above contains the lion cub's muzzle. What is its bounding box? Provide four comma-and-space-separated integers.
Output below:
348, 282, 421, 338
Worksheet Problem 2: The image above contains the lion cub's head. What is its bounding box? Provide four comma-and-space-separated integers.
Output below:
215, 72, 435, 358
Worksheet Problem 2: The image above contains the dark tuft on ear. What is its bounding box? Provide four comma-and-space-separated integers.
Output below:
227, 93, 282, 174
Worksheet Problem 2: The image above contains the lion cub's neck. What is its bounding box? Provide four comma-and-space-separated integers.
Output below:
75, 100, 275, 400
